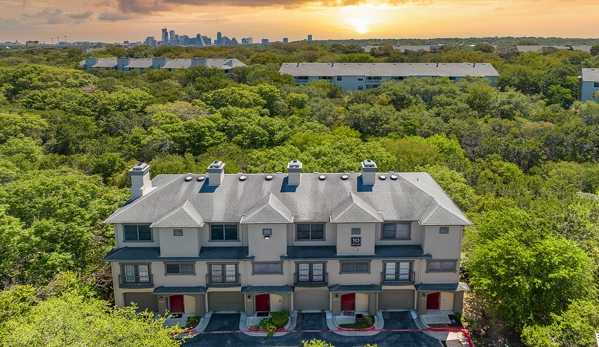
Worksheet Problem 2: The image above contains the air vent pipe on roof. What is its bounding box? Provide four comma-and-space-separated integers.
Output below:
207, 160, 225, 187
129, 163, 152, 200
361, 159, 378, 185
287, 160, 302, 186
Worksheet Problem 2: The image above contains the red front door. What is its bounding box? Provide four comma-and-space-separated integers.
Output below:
341, 293, 355, 311
256, 294, 270, 312
170, 295, 184, 313
426, 292, 440, 310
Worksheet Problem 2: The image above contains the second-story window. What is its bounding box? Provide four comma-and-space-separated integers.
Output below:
253, 262, 283, 274
427, 260, 457, 272
340, 261, 370, 274
120, 264, 152, 286
123, 225, 152, 241
209, 264, 238, 283
297, 263, 325, 283
165, 263, 195, 275
384, 262, 413, 281
382, 223, 411, 240
210, 224, 238, 241
296, 223, 325, 240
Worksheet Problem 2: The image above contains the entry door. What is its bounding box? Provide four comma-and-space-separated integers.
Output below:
341, 293, 355, 311
426, 292, 440, 310
256, 294, 270, 312
170, 295, 184, 313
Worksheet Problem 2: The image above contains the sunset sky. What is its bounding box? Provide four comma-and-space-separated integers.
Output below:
1, 0, 598, 43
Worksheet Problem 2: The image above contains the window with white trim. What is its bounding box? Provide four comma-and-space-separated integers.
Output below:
209, 264, 238, 283
384, 262, 413, 281
121, 264, 151, 284
297, 263, 325, 282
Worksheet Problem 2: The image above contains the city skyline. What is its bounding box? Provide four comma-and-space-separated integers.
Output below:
0, 0, 598, 43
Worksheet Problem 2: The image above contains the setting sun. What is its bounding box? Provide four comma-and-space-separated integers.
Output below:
348, 18, 373, 33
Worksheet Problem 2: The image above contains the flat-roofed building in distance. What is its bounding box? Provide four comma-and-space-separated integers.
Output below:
580, 68, 599, 102
103, 159, 471, 319
82, 57, 246, 73
280, 62, 499, 91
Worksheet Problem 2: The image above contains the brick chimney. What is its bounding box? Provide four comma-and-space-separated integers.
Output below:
287, 160, 302, 186
207, 161, 225, 186
361, 159, 377, 185
129, 163, 152, 200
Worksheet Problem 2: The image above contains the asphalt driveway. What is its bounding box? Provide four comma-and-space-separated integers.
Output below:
183, 312, 442, 347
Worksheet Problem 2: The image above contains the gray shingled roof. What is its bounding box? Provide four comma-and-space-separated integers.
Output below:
242, 193, 293, 224
582, 68, 599, 82
92, 58, 117, 68
282, 245, 430, 260
151, 200, 204, 228
152, 286, 207, 295
241, 285, 294, 293
515, 45, 571, 53
124, 58, 153, 68
206, 59, 246, 69
161, 59, 191, 69
331, 193, 382, 223
279, 63, 498, 78
105, 172, 471, 227
328, 284, 382, 293
102, 246, 253, 262
415, 282, 470, 292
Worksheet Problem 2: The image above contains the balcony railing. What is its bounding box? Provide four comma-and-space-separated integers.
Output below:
380, 272, 415, 284
206, 274, 241, 287
294, 273, 328, 287
118, 275, 154, 288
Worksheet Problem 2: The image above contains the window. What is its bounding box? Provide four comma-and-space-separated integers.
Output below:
351, 228, 361, 235
384, 262, 413, 281
358, 77, 364, 81
594, 82, 599, 88
121, 264, 151, 284
209, 264, 238, 283
165, 263, 194, 275
427, 260, 457, 272
337, 76, 343, 81
123, 225, 152, 241
253, 262, 283, 274
173, 229, 183, 236
392, 76, 404, 81
296, 223, 325, 240
358, 85, 364, 90
210, 224, 238, 241
297, 263, 325, 282
382, 223, 411, 239
439, 227, 449, 234
262, 229, 272, 237
340, 261, 369, 274
320, 76, 333, 80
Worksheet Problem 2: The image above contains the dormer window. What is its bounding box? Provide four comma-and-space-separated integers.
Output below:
296, 223, 325, 240
382, 223, 411, 240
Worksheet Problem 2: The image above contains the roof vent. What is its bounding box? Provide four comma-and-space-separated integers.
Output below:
184, 176, 193, 182
319, 175, 326, 181
265, 175, 274, 181
379, 175, 387, 180
390, 174, 398, 180
341, 174, 349, 180
197, 176, 205, 181
239, 175, 247, 181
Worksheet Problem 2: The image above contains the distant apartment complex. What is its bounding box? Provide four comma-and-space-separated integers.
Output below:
280, 62, 499, 91
580, 68, 599, 102
103, 160, 470, 317
81, 57, 246, 72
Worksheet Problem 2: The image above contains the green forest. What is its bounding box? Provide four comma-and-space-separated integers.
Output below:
1, 41, 599, 346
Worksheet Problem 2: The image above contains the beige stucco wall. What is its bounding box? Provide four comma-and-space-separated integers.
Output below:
336, 223, 375, 255
356, 293, 369, 312
247, 224, 287, 261
115, 224, 160, 248
158, 228, 200, 257
422, 226, 462, 259
184, 295, 197, 314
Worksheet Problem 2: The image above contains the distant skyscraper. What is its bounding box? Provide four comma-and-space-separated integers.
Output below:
242, 37, 253, 44
307, 34, 312, 41
144, 36, 156, 46
231, 38, 239, 45
195, 34, 204, 46
216, 32, 222, 45
169, 30, 175, 45
202, 36, 212, 45
161, 28, 168, 46
261, 38, 269, 44
283, 38, 288, 43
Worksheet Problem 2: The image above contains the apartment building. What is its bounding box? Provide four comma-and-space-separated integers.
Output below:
580, 68, 599, 102
103, 160, 471, 317
81, 57, 245, 72
279, 62, 499, 91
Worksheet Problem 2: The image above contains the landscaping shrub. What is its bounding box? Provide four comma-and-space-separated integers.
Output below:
271, 311, 289, 328
185, 316, 201, 329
